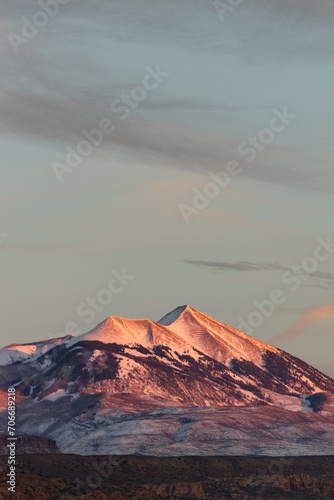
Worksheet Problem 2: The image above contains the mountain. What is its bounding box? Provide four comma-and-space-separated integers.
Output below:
0, 305, 334, 455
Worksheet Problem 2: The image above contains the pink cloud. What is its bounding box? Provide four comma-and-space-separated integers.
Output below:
271, 305, 334, 344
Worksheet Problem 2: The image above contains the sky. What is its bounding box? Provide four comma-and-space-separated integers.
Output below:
1, 0, 334, 377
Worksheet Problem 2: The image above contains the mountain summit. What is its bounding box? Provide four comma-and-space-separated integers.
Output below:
158, 305, 277, 364
1, 306, 334, 455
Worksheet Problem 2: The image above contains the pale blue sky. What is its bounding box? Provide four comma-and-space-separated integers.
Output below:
1, 0, 334, 376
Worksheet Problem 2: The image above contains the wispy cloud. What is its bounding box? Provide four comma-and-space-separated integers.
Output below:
1, 75, 331, 192
1, 0, 334, 194
142, 99, 269, 112
5, 0, 333, 59
185, 260, 288, 272
185, 260, 334, 287
270, 305, 334, 344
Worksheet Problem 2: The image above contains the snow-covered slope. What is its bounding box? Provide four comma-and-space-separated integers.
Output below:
0, 336, 73, 366
48, 405, 334, 456
67, 315, 191, 353
158, 305, 278, 364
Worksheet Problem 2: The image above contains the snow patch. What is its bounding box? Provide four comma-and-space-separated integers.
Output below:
43, 389, 68, 401
89, 350, 103, 361
117, 356, 141, 377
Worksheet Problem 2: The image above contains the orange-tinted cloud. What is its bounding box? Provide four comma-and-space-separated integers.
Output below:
271, 305, 334, 344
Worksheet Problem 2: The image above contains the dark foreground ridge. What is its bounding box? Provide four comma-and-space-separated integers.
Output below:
0, 435, 61, 455
0, 454, 333, 499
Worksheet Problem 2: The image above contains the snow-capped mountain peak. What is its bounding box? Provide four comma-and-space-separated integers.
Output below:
65, 305, 277, 367
66, 313, 191, 352
157, 304, 189, 325
159, 305, 276, 365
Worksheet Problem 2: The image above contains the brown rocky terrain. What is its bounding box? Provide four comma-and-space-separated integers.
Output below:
0, 454, 333, 499
0, 435, 61, 455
